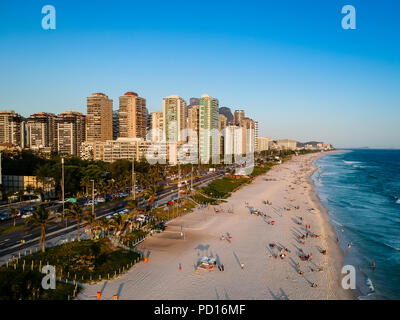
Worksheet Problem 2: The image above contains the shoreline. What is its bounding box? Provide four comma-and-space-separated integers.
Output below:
79, 151, 354, 300
307, 150, 355, 300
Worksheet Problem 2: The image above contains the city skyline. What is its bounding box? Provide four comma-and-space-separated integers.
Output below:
1, 0, 400, 148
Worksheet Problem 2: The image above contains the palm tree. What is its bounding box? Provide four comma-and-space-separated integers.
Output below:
65, 202, 83, 241
144, 185, 158, 207
25, 184, 34, 195
25, 205, 55, 252
5, 190, 14, 206
126, 200, 139, 231
80, 176, 91, 196
99, 217, 111, 238
10, 207, 19, 227
112, 214, 129, 238
34, 187, 45, 202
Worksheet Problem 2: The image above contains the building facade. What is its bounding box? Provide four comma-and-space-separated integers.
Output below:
26, 112, 57, 153
112, 110, 119, 140
56, 111, 86, 155
234, 110, 245, 125
80, 138, 167, 163
150, 111, 164, 142
199, 94, 219, 163
0, 110, 23, 147
86, 93, 113, 142
119, 92, 147, 139
163, 95, 187, 143
256, 137, 272, 152
277, 139, 297, 150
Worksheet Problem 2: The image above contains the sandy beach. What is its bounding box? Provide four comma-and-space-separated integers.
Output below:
78, 152, 353, 300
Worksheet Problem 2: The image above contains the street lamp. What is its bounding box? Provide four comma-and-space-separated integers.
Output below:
90, 179, 95, 218
132, 158, 136, 200
0, 151, 2, 187
61, 157, 66, 228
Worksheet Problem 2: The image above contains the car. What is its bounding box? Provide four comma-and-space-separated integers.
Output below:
106, 215, 113, 219
85, 200, 98, 206
21, 212, 33, 219
0, 212, 11, 221
96, 197, 105, 203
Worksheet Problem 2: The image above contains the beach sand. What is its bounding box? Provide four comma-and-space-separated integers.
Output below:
78, 152, 353, 300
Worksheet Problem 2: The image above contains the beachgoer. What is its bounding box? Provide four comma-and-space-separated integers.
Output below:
221, 264, 224, 271
241, 263, 244, 270
347, 243, 351, 249
372, 261, 375, 270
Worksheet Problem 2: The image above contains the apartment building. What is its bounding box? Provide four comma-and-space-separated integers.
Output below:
56, 110, 86, 155
86, 93, 113, 142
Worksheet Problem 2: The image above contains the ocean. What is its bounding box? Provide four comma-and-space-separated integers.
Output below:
312, 149, 400, 300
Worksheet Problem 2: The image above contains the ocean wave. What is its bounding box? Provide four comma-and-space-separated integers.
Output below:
396, 199, 400, 205
383, 242, 400, 251
366, 278, 375, 293
343, 161, 362, 165
330, 219, 343, 227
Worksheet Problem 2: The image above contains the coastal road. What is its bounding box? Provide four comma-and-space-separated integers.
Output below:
0, 171, 224, 257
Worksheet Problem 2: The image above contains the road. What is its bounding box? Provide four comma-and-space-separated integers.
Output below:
0, 171, 224, 257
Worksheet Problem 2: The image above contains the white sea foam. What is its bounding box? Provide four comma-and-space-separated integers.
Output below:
366, 278, 375, 293
396, 199, 400, 204
343, 161, 362, 165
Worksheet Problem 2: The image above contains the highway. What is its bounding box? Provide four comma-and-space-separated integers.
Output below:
0, 171, 223, 257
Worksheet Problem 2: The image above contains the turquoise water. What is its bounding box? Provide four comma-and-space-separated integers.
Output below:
312, 150, 400, 300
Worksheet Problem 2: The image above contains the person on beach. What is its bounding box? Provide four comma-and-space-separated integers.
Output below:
372, 261, 375, 270
241, 263, 244, 270
347, 243, 351, 249
221, 264, 224, 271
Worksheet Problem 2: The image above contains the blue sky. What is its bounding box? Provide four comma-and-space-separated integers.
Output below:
0, 0, 399, 148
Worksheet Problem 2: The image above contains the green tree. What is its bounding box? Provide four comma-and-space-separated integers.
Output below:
85, 212, 97, 240
65, 203, 84, 241
16, 189, 24, 202
34, 187, 45, 202
25, 205, 55, 252
10, 207, 19, 227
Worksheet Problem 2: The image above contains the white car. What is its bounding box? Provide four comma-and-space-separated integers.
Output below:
21, 212, 33, 219
96, 198, 105, 203
106, 215, 113, 219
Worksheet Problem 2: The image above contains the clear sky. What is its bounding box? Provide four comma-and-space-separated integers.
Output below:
0, 0, 399, 148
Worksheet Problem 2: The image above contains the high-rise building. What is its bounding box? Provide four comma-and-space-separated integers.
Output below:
163, 95, 187, 143
254, 120, 259, 152
188, 105, 200, 144
0, 110, 23, 147
26, 112, 57, 152
199, 94, 219, 163
256, 137, 272, 152
218, 114, 228, 156
189, 98, 200, 106
239, 117, 256, 155
86, 93, 113, 142
112, 110, 119, 140
234, 110, 245, 125
150, 111, 163, 142
119, 92, 147, 139
56, 111, 86, 155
